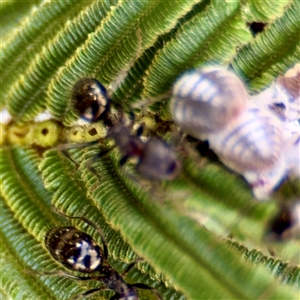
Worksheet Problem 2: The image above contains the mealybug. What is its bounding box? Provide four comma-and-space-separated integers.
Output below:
170, 66, 297, 199
171, 67, 248, 139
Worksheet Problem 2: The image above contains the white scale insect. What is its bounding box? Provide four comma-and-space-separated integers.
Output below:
171, 65, 300, 200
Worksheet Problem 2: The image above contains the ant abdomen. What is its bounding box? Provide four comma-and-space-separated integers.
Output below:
137, 138, 181, 181
45, 226, 103, 273
41, 210, 161, 299
171, 67, 248, 139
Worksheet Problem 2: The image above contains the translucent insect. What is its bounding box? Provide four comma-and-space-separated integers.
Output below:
71, 78, 180, 181
266, 200, 300, 241
171, 67, 248, 140
44, 210, 161, 300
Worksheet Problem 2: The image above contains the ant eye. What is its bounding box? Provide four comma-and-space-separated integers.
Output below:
171, 67, 248, 139
72, 78, 110, 122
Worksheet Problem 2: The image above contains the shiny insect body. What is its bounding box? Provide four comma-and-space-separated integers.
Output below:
72, 78, 180, 181
44, 211, 160, 300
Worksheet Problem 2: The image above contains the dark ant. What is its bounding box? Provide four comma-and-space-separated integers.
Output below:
42, 209, 162, 300
265, 201, 300, 241
70, 77, 180, 181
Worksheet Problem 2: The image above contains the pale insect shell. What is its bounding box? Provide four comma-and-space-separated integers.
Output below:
207, 103, 284, 174
243, 155, 286, 200
277, 63, 300, 121
251, 64, 300, 122
284, 132, 300, 178
171, 67, 248, 139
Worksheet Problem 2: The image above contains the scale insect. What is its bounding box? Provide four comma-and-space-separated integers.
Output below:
171, 67, 248, 139
71, 77, 180, 181
170, 66, 296, 199
43, 210, 161, 300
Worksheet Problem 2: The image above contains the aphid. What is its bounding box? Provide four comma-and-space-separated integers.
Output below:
171, 67, 248, 139
71, 78, 180, 181
44, 210, 161, 299
266, 201, 300, 241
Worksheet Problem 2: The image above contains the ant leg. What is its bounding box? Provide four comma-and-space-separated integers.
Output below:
119, 154, 130, 166
108, 29, 142, 96
85, 145, 116, 178
131, 283, 162, 300
26, 269, 104, 281
71, 286, 107, 300
56, 140, 100, 167
120, 257, 144, 277
131, 90, 172, 110
51, 207, 109, 260
136, 123, 144, 137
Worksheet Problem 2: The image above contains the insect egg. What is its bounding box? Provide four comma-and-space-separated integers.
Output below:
72, 78, 110, 122
171, 67, 248, 139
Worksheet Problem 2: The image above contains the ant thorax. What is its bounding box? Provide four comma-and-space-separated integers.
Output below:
45, 226, 103, 273
101, 266, 138, 300
106, 118, 145, 160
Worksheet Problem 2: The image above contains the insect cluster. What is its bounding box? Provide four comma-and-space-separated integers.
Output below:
171, 64, 300, 200
72, 78, 180, 181
44, 211, 160, 300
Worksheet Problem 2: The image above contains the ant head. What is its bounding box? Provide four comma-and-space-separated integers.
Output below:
72, 78, 110, 123
45, 226, 103, 273
136, 138, 180, 181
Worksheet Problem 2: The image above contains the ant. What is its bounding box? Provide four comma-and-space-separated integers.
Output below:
70, 77, 180, 181
41, 208, 162, 299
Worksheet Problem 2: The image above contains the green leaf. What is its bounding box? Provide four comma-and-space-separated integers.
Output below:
1, 1, 299, 300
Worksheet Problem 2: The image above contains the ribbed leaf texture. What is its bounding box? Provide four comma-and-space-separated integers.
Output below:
1, 1, 299, 299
